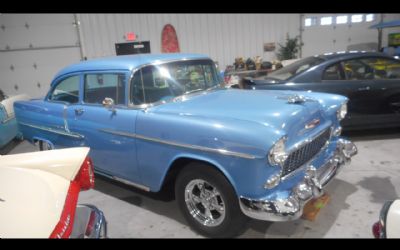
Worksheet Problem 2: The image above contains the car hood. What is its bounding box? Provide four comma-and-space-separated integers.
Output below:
150, 89, 333, 148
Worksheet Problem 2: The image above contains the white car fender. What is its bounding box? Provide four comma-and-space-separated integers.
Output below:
387, 199, 400, 238
0, 147, 90, 238
0, 94, 30, 118
0, 147, 90, 181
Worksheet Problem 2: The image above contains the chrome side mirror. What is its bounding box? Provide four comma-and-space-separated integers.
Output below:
102, 97, 116, 113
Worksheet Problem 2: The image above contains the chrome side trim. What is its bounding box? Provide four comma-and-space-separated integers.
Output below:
99, 128, 257, 159
112, 176, 150, 192
99, 128, 136, 139
19, 122, 85, 139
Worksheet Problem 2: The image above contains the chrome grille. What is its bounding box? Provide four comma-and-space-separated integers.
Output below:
282, 128, 331, 177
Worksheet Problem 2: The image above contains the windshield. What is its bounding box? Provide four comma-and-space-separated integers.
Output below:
131, 59, 223, 105
266, 56, 325, 81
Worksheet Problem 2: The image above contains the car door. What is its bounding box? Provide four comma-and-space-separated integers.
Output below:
312, 58, 384, 127
41, 74, 83, 148
66, 71, 141, 184
364, 57, 400, 125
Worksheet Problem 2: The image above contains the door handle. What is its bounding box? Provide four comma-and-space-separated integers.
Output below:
358, 86, 370, 91
74, 108, 84, 115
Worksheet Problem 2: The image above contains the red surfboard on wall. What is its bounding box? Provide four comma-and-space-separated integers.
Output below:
161, 24, 180, 53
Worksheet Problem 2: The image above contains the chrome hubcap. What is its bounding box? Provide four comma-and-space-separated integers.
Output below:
184, 179, 225, 227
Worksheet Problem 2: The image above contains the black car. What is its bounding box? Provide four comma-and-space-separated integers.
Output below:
241, 52, 400, 130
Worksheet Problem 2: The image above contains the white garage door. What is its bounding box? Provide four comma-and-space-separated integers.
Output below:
0, 14, 82, 98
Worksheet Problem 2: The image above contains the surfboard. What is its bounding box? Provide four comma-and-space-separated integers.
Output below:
161, 24, 180, 53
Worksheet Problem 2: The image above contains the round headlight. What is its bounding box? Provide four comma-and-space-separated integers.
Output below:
337, 103, 347, 120
268, 137, 288, 166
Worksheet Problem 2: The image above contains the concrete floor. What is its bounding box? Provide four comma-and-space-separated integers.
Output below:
3, 128, 400, 238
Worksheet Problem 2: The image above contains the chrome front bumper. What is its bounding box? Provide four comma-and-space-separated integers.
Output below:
70, 204, 107, 238
239, 138, 357, 222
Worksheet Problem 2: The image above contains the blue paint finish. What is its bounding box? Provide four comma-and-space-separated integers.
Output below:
14, 53, 348, 201
53, 53, 209, 84
0, 111, 18, 148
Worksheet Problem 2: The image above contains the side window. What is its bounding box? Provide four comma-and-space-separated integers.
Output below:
342, 59, 375, 80
322, 63, 344, 80
361, 58, 400, 80
49, 75, 80, 104
84, 73, 125, 105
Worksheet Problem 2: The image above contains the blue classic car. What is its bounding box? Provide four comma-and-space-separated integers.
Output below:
0, 92, 29, 149
14, 53, 357, 237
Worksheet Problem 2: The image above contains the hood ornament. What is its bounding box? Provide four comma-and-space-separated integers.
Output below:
287, 94, 307, 104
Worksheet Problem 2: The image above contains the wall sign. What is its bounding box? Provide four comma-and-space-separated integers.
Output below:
115, 41, 151, 55
161, 24, 180, 53
263, 42, 276, 52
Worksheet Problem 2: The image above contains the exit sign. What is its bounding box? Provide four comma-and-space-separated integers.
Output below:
126, 32, 136, 41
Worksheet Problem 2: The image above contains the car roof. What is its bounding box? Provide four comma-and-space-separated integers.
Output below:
316, 51, 394, 61
53, 53, 210, 80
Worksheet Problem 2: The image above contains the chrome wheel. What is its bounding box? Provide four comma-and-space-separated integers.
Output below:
184, 179, 225, 227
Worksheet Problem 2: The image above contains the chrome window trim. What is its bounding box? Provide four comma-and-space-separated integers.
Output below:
19, 122, 85, 139
99, 128, 257, 159
46, 73, 81, 105
127, 57, 223, 109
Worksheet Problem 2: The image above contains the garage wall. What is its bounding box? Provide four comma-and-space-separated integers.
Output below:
77, 14, 301, 71
2, 13, 399, 98
0, 14, 82, 98
301, 13, 400, 57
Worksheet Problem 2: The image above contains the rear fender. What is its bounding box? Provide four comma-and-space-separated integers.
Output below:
0, 147, 90, 181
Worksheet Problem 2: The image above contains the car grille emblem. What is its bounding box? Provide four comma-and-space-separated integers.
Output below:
305, 119, 320, 130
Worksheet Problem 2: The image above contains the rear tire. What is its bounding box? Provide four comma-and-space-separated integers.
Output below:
39, 140, 53, 151
175, 162, 248, 238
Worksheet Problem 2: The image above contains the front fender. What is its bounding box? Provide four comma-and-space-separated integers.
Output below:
135, 111, 284, 193
304, 92, 347, 122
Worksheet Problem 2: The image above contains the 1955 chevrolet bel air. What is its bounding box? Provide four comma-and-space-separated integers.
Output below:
14, 53, 357, 237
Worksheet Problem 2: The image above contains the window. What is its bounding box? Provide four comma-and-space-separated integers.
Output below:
130, 60, 220, 105
336, 15, 348, 24
266, 56, 325, 81
49, 75, 80, 104
342, 59, 376, 80
366, 14, 375, 22
360, 57, 400, 80
322, 63, 344, 80
320, 16, 333, 26
305, 17, 317, 27
84, 73, 125, 105
351, 14, 363, 23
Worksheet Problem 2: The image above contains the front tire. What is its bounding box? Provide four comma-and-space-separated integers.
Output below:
175, 162, 248, 237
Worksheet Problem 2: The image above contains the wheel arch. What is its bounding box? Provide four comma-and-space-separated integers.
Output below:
32, 136, 55, 150
160, 154, 238, 196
